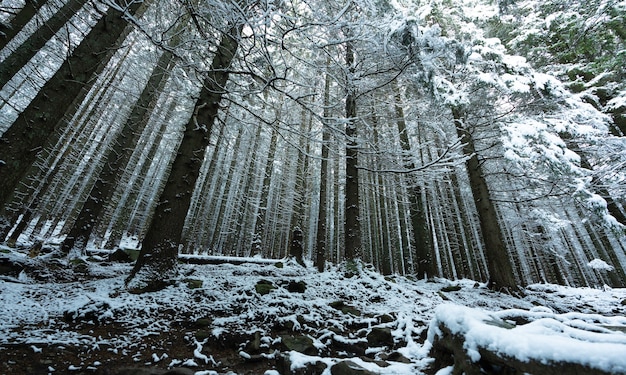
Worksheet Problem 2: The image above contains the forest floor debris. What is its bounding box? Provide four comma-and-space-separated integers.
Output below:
1, 247, 626, 374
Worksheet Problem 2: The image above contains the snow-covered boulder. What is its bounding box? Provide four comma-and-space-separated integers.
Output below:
428, 304, 626, 374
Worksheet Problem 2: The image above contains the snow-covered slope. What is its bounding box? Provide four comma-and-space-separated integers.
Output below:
1, 249, 625, 374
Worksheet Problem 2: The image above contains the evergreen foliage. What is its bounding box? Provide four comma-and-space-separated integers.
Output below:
0, 0, 624, 288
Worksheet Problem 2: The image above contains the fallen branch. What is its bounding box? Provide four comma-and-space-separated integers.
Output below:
88, 249, 283, 266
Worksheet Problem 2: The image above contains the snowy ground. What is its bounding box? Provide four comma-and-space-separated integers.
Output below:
1, 247, 626, 374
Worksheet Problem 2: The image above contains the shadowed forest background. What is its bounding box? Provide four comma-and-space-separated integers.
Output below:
0, 0, 625, 290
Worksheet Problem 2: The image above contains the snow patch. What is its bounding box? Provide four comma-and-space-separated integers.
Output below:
588, 259, 615, 272
429, 304, 626, 373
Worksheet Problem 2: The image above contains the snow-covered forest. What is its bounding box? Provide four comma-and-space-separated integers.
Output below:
1, 0, 626, 373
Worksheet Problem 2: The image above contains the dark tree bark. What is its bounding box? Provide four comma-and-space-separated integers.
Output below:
393, 84, 436, 278
315, 71, 332, 272
0, 0, 88, 88
59, 50, 176, 256
369, 111, 392, 275
452, 106, 518, 291
251, 124, 278, 255
0, 0, 49, 50
126, 24, 242, 291
291, 107, 312, 234
344, 42, 361, 261
290, 227, 304, 266
0, 0, 148, 213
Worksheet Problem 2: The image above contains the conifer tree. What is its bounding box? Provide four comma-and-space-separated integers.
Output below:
0, 0, 50, 50
0, 0, 148, 227
0, 0, 87, 88
453, 106, 518, 291
344, 41, 361, 261
60, 49, 176, 256
127, 23, 243, 290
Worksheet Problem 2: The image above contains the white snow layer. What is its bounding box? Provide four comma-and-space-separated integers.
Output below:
429, 303, 626, 373
1, 249, 626, 374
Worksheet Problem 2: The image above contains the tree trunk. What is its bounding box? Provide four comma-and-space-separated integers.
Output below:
395, 175, 412, 274
369, 110, 392, 274
183, 118, 227, 253
393, 83, 436, 278
127, 24, 242, 291
289, 227, 304, 266
450, 171, 486, 281
100, 96, 179, 250
344, 42, 361, 261
0, 43, 134, 243
0, 0, 50, 50
452, 106, 518, 291
315, 71, 332, 271
0, 0, 88, 88
233, 123, 264, 256
252, 124, 278, 255
59, 49, 176, 256
0, 0, 148, 211
290, 107, 311, 243
333, 148, 342, 263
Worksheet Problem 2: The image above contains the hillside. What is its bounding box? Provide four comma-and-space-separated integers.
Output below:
1, 248, 626, 374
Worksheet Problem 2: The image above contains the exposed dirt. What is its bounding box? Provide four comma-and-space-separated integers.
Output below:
1, 323, 279, 375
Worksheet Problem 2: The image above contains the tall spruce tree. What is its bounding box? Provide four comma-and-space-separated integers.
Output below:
315, 70, 332, 272
0, 0, 148, 236
127, 23, 243, 290
0, 0, 50, 50
60, 49, 176, 256
0, 0, 88, 88
344, 41, 361, 261
392, 82, 436, 278
453, 106, 519, 291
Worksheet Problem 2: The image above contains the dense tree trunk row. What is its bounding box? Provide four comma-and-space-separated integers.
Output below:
0, 0, 148, 219
0, 0, 88, 89
0, 0, 624, 291
0, 0, 50, 50
128, 23, 244, 288
452, 106, 519, 290
60, 48, 176, 256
